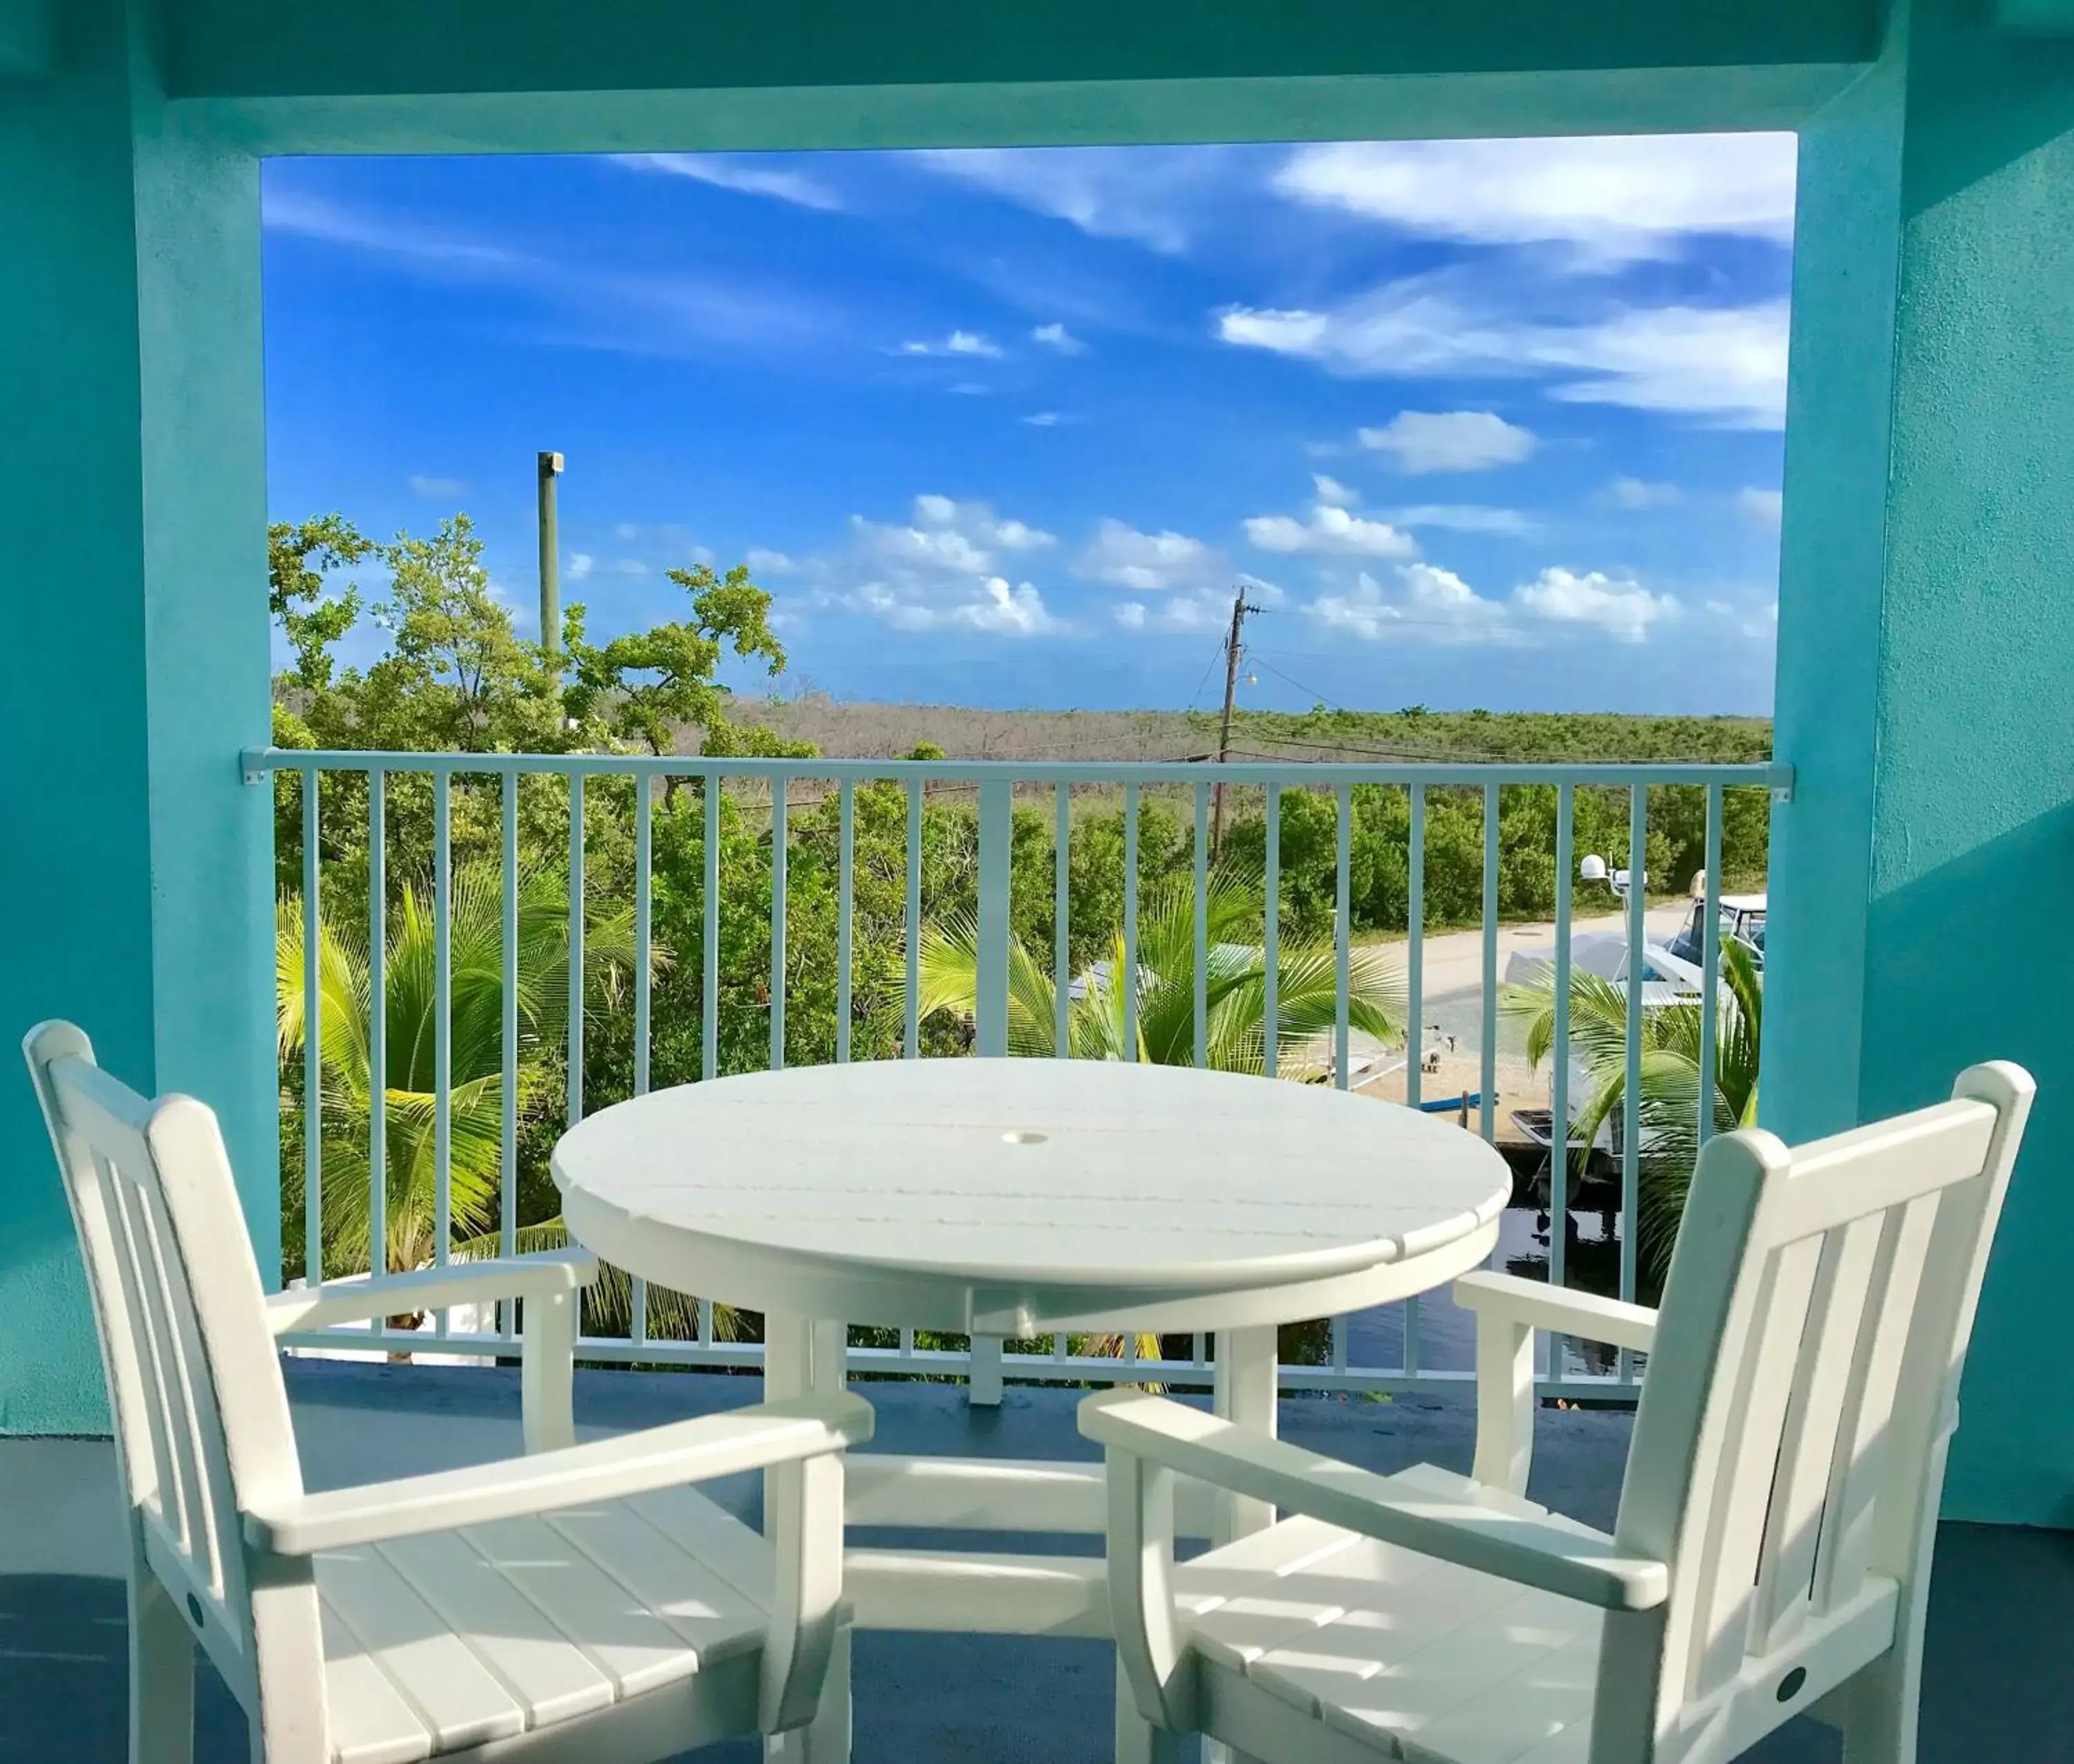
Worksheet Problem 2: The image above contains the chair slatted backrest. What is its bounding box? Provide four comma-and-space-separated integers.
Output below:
1605, 1061, 2030, 1759
25, 1023, 308, 1706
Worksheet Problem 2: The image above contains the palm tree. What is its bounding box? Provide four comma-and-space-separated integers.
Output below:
921, 868, 1403, 1369
277, 863, 719, 1339
918, 870, 1404, 1077
1502, 937, 1762, 1280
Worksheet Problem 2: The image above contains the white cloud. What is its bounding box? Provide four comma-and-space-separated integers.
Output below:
1387, 505, 1537, 536
852, 495, 1054, 579
1243, 500, 1418, 559
1219, 273, 1791, 429
897, 330, 1003, 359
1359, 410, 1538, 474
408, 473, 466, 498
611, 153, 843, 213
856, 576, 1061, 636
1309, 563, 1512, 645
1311, 473, 1358, 507
568, 553, 595, 581
614, 523, 642, 541
1023, 411, 1065, 427
1513, 567, 1678, 642
916, 147, 1233, 253
1117, 576, 1285, 635
1031, 322, 1087, 355
1737, 487, 1785, 530
1610, 476, 1683, 509
1075, 519, 1220, 592
1271, 134, 1796, 261
745, 548, 796, 576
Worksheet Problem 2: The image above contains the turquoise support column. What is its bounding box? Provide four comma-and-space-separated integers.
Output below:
1769, 0, 2074, 1525
0, 0, 273, 1434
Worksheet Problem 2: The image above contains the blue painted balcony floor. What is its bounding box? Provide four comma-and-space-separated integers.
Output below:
2, 1362, 2069, 1762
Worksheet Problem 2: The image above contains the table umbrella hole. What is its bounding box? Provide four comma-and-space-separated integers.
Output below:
1002, 1130, 1049, 1145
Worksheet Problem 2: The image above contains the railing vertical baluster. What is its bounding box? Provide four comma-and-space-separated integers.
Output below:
632, 776, 653, 1347
1192, 1333, 1208, 1369
635, 779, 653, 1095
1622, 785, 1647, 1376
1334, 784, 1352, 1091
1407, 785, 1425, 1109
905, 778, 922, 1059
501, 774, 518, 1330
1264, 784, 1280, 1080
1480, 782, 1499, 1143
301, 768, 321, 1288
1121, 782, 1140, 1060
1699, 784, 1723, 1148
769, 778, 787, 1072
568, 771, 586, 1125
366, 771, 385, 1279
1193, 782, 1209, 1069
1405, 784, 1429, 1379
837, 781, 854, 1064
1551, 782, 1574, 1378
1054, 785, 1070, 1058
433, 772, 453, 1329
702, 774, 719, 1082
700, 1298, 716, 1348
975, 780, 1011, 1058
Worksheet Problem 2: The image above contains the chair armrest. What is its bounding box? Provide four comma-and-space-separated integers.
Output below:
264, 1248, 600, 1335
1079, 1389, 1665, 1612
1453, 1271, 1656, 1496
1452, 1270, 1659, 1353
244, 1391, 874, 1557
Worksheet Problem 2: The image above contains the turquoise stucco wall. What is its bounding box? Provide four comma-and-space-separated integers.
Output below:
5, 0, 2073, 1526
1769, 0, 2074, 1523
0, 0, 273, 1434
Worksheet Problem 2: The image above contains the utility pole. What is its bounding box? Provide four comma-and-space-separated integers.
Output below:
537, 450, 563, 683
1211, 585, 1260, 860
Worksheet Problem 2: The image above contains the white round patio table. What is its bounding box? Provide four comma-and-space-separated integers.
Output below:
552, 1058, 1511, 1763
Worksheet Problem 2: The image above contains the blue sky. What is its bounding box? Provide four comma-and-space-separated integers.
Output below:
262, 138, 1793, 717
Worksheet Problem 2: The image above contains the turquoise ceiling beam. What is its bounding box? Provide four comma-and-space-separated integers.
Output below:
0, 0, 53, 79
1997, 0, 2074, 32
168, 0, 1883, 152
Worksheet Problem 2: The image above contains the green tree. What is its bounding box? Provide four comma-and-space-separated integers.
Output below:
562, 561, 808, 760
1502, 937, 1762, 1281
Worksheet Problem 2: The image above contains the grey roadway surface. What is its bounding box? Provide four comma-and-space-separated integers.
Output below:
3, 1361, 2070, 1762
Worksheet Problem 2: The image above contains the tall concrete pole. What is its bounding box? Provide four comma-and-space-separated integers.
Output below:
537, 450, 563, 680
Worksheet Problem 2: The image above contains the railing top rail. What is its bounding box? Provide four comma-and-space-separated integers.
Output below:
243, 747, 1790, 792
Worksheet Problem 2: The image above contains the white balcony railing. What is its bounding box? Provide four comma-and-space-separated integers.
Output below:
245, 747, 1789, 1403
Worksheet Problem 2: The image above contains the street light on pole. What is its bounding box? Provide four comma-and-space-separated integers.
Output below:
537, 450, 563, 683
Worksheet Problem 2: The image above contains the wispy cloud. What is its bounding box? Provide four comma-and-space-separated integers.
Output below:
263, 187, 830, 359
408, 473, 467, 499
915, 147, 1237, 254
1031, 322, 1087, 355
811, 494, 1067, 636
1737, 487, 1784, 530
1243, 498, 1418, 560
1219, 270, 1790, 429
1116, 577, 1284, 635
1609, 477, 1683, 509
1272, 134, 1796, 262
1386, 505, 1537, 536
897, 330, 1003, 359
1360, 411, 1537, 474
611, 153, 843, 212
1023, 411, 1066, 428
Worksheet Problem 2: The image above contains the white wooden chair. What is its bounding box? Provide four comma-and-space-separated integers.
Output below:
25, 1020, 870, 1764
1083, 1061, 2033, 1764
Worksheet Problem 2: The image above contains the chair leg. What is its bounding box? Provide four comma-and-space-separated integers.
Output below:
767, 1623, 851, 1764
130, 1572, 194, 1764
1115, 1658, 1185, 1764
1837, 1640, 1921, 1764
